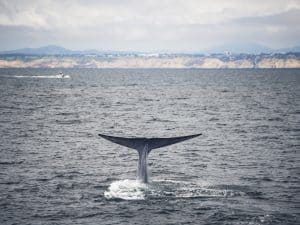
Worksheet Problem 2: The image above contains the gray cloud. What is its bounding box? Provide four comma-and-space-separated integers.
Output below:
0, 0, 299, 52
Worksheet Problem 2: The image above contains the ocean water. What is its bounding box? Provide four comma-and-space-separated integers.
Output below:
0, 68, 299, 225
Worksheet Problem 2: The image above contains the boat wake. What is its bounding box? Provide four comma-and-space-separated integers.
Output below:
1, 75, 70, 79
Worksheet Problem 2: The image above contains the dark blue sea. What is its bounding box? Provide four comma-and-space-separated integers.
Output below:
0, 68, 299, 225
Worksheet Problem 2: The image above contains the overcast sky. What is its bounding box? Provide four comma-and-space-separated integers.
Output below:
0, 0, 299, 52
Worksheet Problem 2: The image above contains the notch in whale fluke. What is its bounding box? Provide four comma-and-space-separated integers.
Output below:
98, 133, 202, 151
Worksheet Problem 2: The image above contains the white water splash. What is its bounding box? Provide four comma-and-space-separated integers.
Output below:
104, 179, 148, 200
104, 179, 245, 200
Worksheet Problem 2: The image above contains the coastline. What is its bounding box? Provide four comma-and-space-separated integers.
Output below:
0, 53, 299, 69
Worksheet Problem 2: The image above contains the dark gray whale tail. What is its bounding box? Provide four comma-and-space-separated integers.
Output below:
98, 133, 201, 183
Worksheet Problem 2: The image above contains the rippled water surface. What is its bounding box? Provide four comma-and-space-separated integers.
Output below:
0, 68, 299, 225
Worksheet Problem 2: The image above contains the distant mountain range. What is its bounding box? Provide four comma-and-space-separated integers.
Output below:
0, 45, 101, 55
0, 45, 133, 56
0, 44, 299, 55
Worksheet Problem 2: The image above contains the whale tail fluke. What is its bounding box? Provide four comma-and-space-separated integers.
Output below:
98, 133, 202, 183
98, 133, 201, 151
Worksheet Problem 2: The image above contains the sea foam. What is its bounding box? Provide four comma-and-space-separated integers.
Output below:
104, 179, 148, 200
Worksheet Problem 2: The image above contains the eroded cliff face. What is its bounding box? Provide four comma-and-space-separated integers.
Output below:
255, 58, 300, 68
0, 53, 299, 68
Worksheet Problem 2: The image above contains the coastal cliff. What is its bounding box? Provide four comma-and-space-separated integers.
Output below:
0, 53, 299, 68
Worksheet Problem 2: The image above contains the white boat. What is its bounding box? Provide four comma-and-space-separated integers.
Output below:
55, 72, 70, 78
